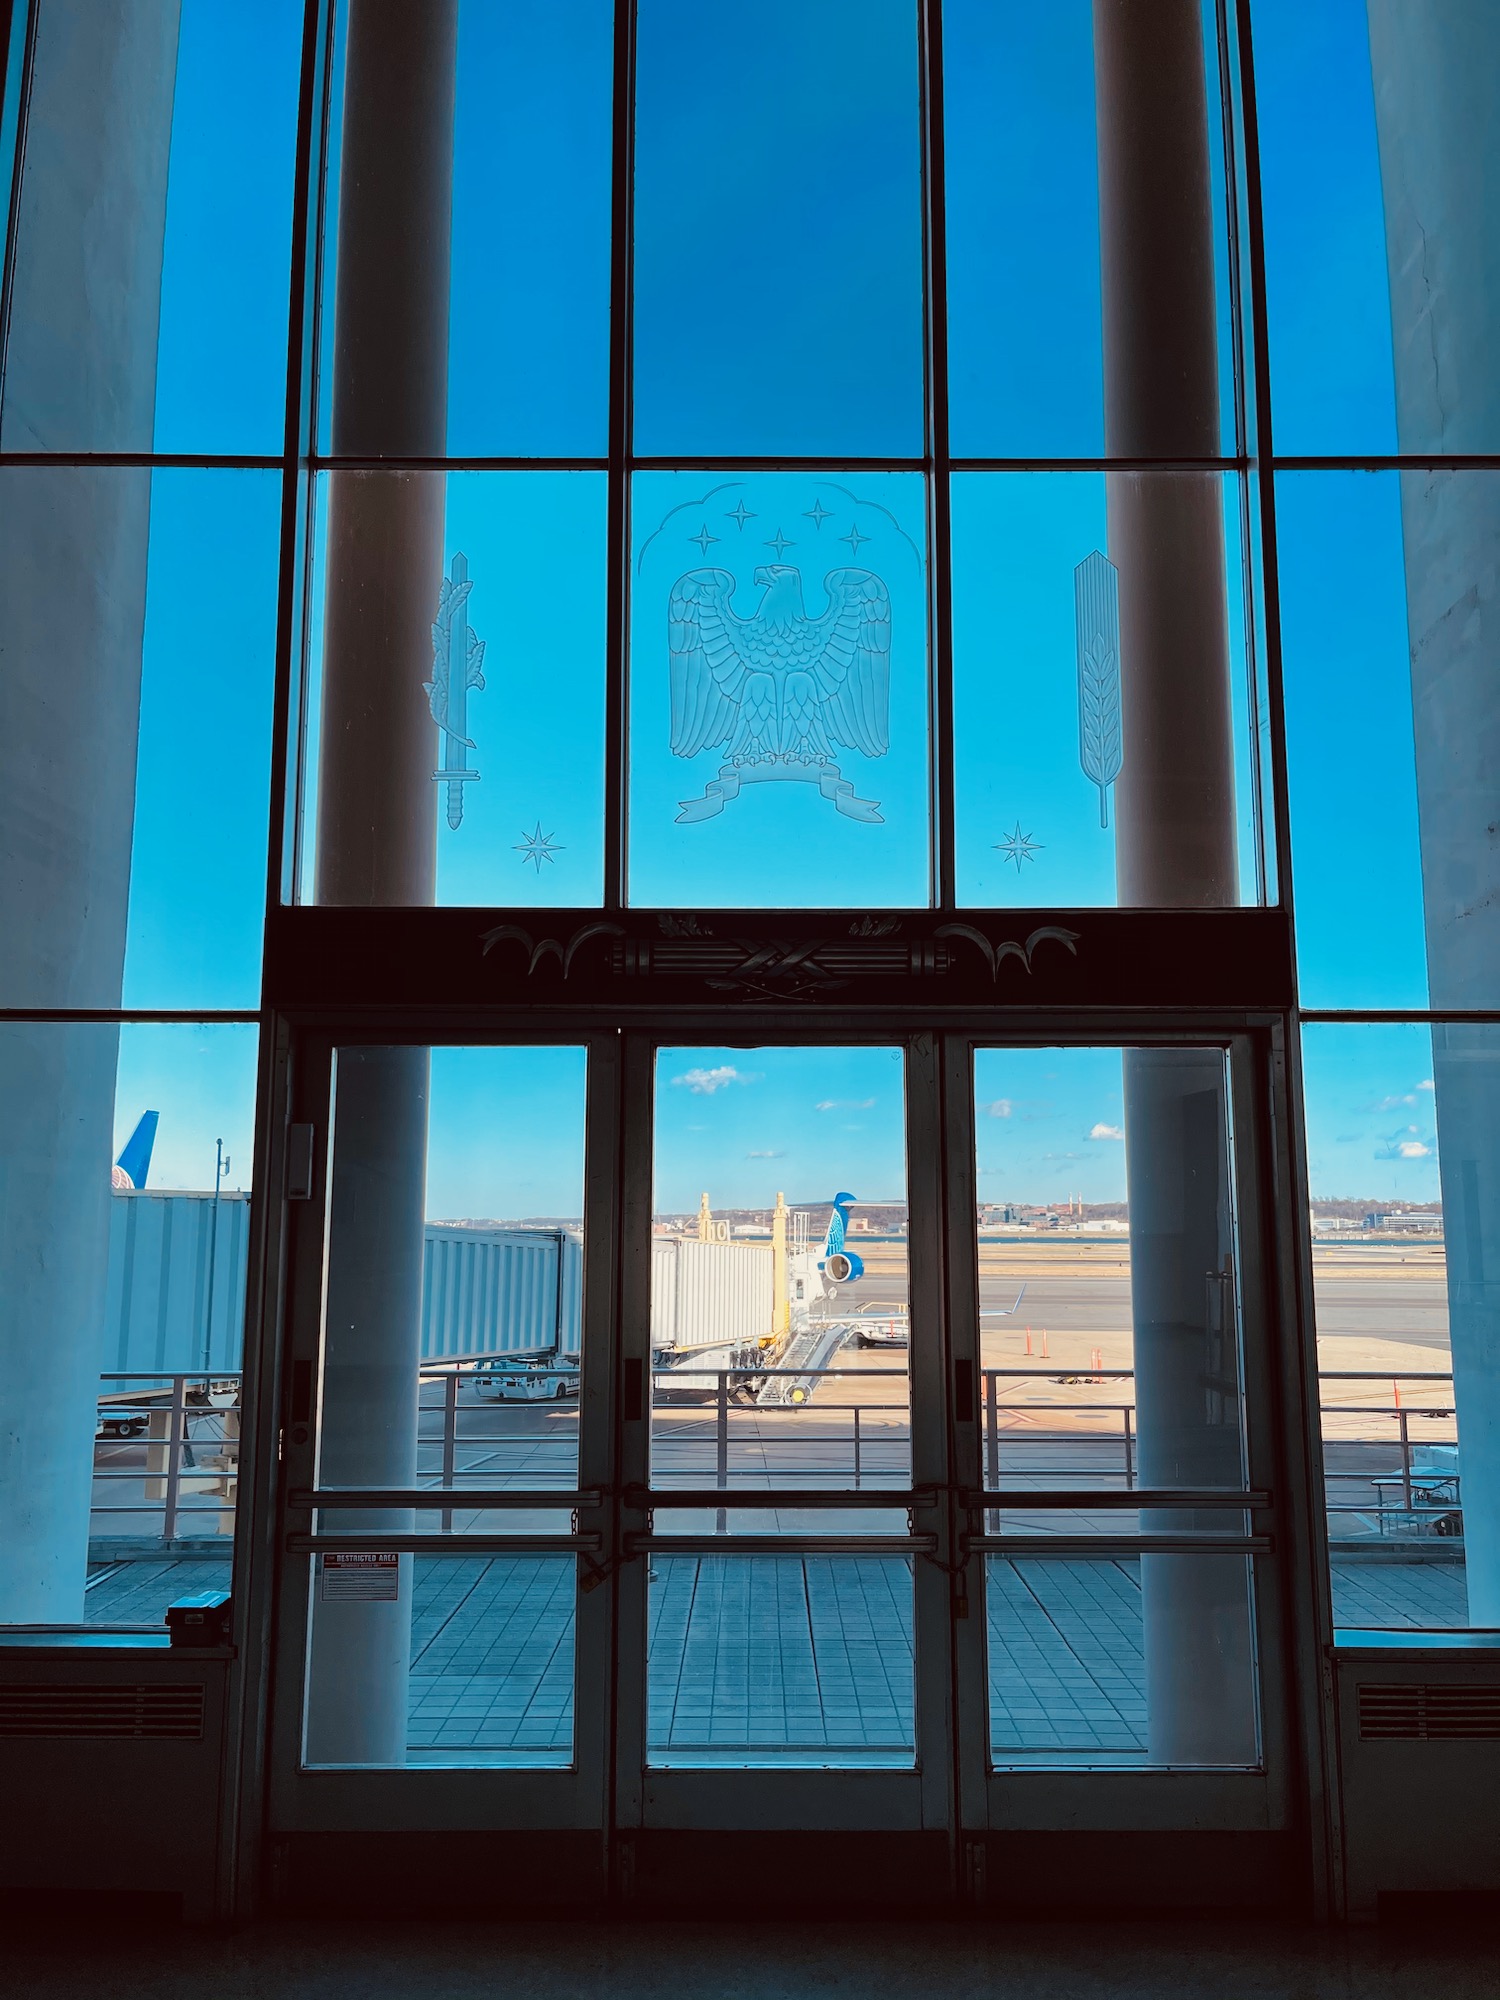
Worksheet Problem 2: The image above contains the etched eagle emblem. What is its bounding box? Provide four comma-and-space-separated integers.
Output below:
668, 563, 891, 822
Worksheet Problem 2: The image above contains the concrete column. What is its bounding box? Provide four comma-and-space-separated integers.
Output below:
1123, 1049, 1257, 1765
302, 1, 455, 1764
1093, 0, 1253, 1759
1093, 0, 1237, 908
1367, 0, 1500, 1622
0, 1, 179, 1621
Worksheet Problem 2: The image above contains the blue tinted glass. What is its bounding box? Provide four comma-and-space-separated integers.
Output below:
447, 0, 612, 455
299, 473, 607, 907
123, 472, 281, 1007
631, 0, 924, 457
1278, 474, 1428, 1007
1300, 1020, 1494, 1632
0, 1019, 258, 1629
317, 1, 613, 458
153, 0, 302, 452
629, 471, 930, 907
1251, 0, 1398, 455
0, 469, 279, 1012
944, 0, 1103, 457
953, 473, 1263, 908
0, 0, 301, 455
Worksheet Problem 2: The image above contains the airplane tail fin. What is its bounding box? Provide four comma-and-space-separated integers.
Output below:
114, 1110, 159, 1191
820, 1191, 857, 1259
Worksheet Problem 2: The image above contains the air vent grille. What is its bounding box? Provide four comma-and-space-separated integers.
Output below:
0, 1683, 205, 1739
1358, 1682, 1500, 1741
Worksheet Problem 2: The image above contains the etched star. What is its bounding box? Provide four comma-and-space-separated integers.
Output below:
725, 499, 756, 531
994, 822, 1043, 872
515, 822, 564, 873
803, 498, 833, 529
689, 522, 719, 554
840, 523, 870, 556
763, 526, 794, 558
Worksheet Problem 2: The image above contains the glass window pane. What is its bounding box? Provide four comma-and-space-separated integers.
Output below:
0, 1021, 258, 1629
630, 471, 930, 907
1281, 470, 1500, 1009
944, 0, 1102, 457
1251, 0, 1398, 456
651, 1046, 910, 1494
953, 474, 1265, 908
1253, 0, 1500, 458
297, 472, 607, 907
945, 0, 1238, 459
1, 0, 301, 455
973, 1047, 1248, 1502
315, 1045, 588, 1499
986, 1555, 1259, 1768
649, 1555, 915, 1767
317, 0, 613, 457
0, 469, 281, 1011
631, 0, 924, 456
1302, 1023, 1482, 1634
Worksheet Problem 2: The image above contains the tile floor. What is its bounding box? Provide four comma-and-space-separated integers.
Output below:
81, 1551, 1472, 1761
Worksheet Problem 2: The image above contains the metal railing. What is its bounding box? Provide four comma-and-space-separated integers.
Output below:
89, 1361, 1465, 1551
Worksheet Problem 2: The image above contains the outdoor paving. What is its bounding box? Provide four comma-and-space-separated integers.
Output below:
82, 1547, 1472, 1762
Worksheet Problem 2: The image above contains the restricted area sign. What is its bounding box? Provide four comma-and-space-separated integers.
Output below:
319, 1551, 400, 1601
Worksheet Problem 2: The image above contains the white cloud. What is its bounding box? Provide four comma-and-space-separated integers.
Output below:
671, 1065, 757, 1095
1089, 1122, 1124, 1141
1397, 1140, 1432, 1158
1372, 1093, 1416, 1111
746, 1149, 783, 1159
1418, 1078, 1435, 1092
815, 1097, 875, 1112
982, 1099, 1014, 1119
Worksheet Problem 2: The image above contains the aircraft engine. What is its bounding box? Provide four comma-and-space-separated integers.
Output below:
823, 1249, 864, 1285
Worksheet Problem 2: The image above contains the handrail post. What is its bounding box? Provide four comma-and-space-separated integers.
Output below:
441, 1371, 458, 1533
1124, 1404, 1134, 1490
985, 1368, 999, 1489
716, 1370, 729, 1533
1399, 1406, 1412, 1518
161, 1374, 187, 1546
853, 1406, 862, 1489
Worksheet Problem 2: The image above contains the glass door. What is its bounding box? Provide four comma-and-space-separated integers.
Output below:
610, 1033, 955, 1848
942, 1034, 1297, 1862
262, 1018, 1297, 1887
266, 1029, 620, 1847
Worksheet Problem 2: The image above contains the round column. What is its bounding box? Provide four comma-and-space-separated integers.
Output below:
303, 0, 456, 1765
1093, 0, 1254, 1761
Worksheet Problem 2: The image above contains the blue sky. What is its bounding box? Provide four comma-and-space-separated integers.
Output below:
108, 1024, 1451, 1214
653, 1047, 908, 1214
88, 0, 1444, 1196
1300, 1023, 1442, 1204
